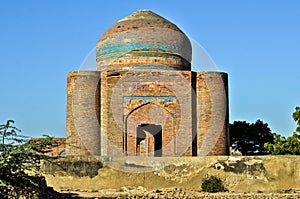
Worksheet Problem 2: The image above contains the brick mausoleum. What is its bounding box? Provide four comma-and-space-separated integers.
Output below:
66, 10, 229, 157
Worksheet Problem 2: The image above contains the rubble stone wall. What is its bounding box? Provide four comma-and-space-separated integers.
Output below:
44, 156, 300, 193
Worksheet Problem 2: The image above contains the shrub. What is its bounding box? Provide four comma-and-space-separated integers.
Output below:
201, 175, 226, 193
0, 120, 59, 198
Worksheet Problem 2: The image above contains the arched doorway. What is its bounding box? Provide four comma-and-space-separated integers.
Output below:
136, 124, 162, 157
125, 102, 175, 157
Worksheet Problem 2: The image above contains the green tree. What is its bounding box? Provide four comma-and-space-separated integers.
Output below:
265, 107, 300, 155
230, 120, 275, 155
293, 106, 300, 132
264, 132, 300, 155
0, 120, 59, 198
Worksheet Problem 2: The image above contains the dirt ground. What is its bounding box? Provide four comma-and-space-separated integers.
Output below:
44, 156, 300, 198
59, 187, 300, 199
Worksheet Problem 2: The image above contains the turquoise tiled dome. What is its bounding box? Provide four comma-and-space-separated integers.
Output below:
96, 10, 192, 71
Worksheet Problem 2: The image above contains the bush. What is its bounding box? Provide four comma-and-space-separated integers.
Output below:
0, 120, 60, 198
201, 175, 227, 193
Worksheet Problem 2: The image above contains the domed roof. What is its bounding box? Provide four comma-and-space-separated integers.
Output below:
96, 10, 192, 71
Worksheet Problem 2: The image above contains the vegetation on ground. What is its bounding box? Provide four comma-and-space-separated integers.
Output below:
0, 120, 59, 198
201, 175, 227, 193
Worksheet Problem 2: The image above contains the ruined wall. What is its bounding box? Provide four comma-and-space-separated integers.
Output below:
31, 138, 66, 156
66, 71, 101, 156
43, 156, 300, 193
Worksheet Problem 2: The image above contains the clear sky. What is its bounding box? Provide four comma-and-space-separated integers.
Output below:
0, 0, 299, 138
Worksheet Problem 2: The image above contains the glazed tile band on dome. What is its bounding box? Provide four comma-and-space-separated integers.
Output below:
96, 10, 192, 71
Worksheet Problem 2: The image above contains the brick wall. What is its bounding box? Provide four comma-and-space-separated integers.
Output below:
66, 70, 229, 156
31, 138, 66, 156
195, 72, 229, 155
66, 71, 101, 156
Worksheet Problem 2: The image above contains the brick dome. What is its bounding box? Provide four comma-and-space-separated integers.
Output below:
96, 10, 192, 71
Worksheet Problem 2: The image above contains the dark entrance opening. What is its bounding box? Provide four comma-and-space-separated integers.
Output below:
136, 124, 162, 157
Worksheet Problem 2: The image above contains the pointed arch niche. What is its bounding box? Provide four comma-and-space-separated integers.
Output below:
124, 102, 176, 157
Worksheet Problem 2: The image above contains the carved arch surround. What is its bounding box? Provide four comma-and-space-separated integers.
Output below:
124, 102, 176, 156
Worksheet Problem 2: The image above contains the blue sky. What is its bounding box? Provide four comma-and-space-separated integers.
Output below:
0, 0, 299, 138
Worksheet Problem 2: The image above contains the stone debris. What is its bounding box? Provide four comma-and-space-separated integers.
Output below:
228, 156, 241, 162
58, 188, 300, 199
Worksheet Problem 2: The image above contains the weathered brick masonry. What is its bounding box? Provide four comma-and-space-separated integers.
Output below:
66, 10, 229, 157
66, 71, 101, 156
